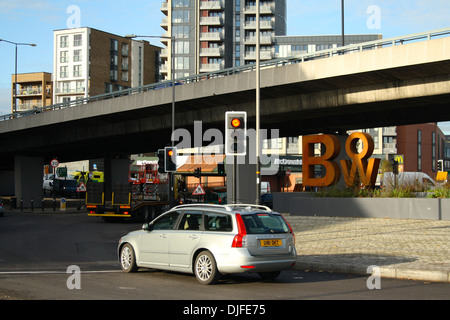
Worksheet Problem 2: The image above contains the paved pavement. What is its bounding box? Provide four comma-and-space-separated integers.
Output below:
2, 204, 449, 283
285, 215, 450, 283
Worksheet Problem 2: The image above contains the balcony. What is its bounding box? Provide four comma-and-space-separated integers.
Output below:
200, 31, 224, 42
200, 62, 224, 73
244, 3, 275, 14
244, 35, 274, 45
161, 17, 168, 30
161, 1, 168, 14
244, 50, 274, 60
200, 16, 223, 26
199, 47, 224, 57
55, 87, 85, 95
244, 20, 274, 30
383, 127, 397, 135
199, 0, 224, 10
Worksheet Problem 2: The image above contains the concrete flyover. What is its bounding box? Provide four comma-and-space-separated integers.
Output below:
1, 29, 450, 167
0, 29, 450, 205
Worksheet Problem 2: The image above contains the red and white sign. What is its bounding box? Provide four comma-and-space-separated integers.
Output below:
192, 184, 205, 195
50, 159, 59, 168
77, 182, 87, 192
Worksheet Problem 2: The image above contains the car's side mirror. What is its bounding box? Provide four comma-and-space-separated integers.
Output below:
142, 222, 153, 231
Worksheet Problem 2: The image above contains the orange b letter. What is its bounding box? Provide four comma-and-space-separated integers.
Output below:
302, 134, 341, 187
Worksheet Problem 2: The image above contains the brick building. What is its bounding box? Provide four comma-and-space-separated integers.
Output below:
396, 123, 446, 179
53, 27, 161, 104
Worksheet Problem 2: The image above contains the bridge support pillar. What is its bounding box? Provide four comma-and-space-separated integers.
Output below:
0, 170, 14, 196
14, 156, 44, 208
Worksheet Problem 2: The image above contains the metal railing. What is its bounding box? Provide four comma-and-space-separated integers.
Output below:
1, 27, 449, 123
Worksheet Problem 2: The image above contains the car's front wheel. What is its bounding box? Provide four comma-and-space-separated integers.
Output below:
120, 243, 138, 273
194, 250, 221, 285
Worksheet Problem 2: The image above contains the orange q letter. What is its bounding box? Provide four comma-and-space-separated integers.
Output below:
302, 134, 341, 187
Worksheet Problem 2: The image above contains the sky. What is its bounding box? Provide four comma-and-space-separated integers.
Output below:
0, 0, 449, 132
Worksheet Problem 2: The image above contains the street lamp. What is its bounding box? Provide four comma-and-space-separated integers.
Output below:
255, 1, 262, 205
0, 39, 37, 113
341, 0, 345, 47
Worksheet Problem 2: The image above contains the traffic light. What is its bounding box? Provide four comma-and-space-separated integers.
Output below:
165, 147, 177, 172
157, 149, 165, 173
437, 159, 443, 172
392, 160, 399, 175
217, 163, 225, 175
225, 111, 247, 156
194, 167, 201, 178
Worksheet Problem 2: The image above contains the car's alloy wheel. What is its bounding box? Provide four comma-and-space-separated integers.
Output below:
120, 244, 138, 273
194, 250, 220, 285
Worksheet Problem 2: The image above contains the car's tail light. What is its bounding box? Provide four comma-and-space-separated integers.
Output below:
282, 216, 295, 243
232, 213, 247, 248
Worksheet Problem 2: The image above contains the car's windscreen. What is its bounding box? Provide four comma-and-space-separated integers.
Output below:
241, 213, 289, 234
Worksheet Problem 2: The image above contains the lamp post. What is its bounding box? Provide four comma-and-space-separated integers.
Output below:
341, 0, 345, 47
125, 34, 176, 208
255, 0, 261, 205
0, 39, 37, 113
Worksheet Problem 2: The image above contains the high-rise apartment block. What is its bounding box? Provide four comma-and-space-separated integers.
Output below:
160, 0, 286, 79
53, 27, 161, 104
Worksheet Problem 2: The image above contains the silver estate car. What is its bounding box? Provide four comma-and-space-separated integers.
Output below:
118, 204, 297, 284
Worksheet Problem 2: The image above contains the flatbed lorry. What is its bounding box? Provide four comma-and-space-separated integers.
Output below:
87, 161, 170, 221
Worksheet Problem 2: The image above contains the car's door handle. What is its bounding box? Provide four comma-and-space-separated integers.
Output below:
189, 234, 198, 240
160, 234, 167, 239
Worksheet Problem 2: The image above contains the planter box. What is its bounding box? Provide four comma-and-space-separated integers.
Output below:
274, 193, 450, 220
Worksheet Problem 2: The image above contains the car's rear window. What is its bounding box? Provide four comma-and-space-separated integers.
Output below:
241, 213, 289, 234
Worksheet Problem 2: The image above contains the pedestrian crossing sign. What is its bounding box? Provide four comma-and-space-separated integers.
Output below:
192, 184, 205, 195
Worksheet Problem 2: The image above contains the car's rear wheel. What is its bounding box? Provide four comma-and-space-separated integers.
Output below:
120, 244, 138, 273
194, 250, 221, 285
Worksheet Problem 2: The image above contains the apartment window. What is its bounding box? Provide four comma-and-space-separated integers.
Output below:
432, 132, 436, 171
76, 80, 84, 92
105, 83, 113, 93
172, 10, 190, 23
60, 66, 68, 78
60, 36, 69, 48
173, 26, 190, 38
121, 43, 129, 56
175, 57, 190, 70
73, 34, 82, 46
173, 0, 190, 8
175, 41, 190, 54
60, 51, 69, 63
73, 65, 82, 77
291, 45, 308, 52
316, 44, 333, 51
61, 82, 70, 93
121, 71, 129, 82
110, 39, 118, 52
73, 49, 82, 62
417, 130, 422, 171
110, 69, 118, 82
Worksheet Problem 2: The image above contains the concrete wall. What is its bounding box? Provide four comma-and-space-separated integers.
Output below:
274, 192, 450, 220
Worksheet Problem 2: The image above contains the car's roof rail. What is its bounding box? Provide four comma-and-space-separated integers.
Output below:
172, 204, 233, 212
224, 204, 271, 212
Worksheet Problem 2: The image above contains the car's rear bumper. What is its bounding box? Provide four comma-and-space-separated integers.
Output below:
215, 247, 297, 274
